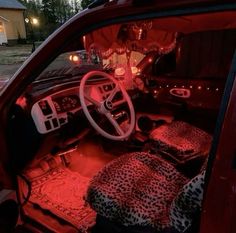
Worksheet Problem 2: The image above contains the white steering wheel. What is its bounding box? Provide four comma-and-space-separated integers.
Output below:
79, 70, 135, 140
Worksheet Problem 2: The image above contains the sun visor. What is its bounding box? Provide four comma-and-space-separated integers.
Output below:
83, 21, 177, 58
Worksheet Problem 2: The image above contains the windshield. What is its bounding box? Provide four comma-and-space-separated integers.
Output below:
36, 50, 103, 80
36, 49, 145, 82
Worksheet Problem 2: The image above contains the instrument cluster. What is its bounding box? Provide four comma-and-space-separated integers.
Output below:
52, 95, 80, 113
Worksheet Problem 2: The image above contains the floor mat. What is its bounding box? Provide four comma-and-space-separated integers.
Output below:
27, 167, 96, 232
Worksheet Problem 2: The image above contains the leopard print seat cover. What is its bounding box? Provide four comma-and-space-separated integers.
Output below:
86, 152, 189, 231
170, 171, 205, 232
150, 121, 212, 161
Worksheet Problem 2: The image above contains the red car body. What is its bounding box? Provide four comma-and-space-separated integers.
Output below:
0, 0, 236, 232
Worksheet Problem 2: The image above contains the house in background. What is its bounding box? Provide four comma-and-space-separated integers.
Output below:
0, 0, 26, 45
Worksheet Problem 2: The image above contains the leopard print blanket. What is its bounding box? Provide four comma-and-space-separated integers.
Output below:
86, 152, 189, 231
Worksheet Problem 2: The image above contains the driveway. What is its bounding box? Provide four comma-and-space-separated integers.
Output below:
0, 44, 32, 79
0, 63, 23, 80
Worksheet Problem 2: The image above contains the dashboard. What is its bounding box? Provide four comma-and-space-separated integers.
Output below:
31, 81, 116, 134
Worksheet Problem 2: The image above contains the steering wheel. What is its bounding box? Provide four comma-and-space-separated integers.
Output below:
79, 70, 135, 141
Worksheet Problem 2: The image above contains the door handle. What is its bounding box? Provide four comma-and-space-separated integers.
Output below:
169, 88, 191, 98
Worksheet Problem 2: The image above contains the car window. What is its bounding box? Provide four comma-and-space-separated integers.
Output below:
0, 79, 9, 93
36, 51, 103, 81
150, 29, 236, 79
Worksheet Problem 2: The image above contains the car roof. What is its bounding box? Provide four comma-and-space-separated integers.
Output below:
89, 0, 236, 10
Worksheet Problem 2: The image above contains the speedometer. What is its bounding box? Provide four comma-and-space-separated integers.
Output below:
61, 96, 78, 111
53, 95, 80, 113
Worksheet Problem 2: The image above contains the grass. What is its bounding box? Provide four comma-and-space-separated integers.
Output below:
0, 44, 32, 65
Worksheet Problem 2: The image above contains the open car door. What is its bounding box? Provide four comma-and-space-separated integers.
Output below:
201, 52, 236, 233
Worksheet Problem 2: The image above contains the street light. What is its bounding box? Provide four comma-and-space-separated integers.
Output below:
31, 17, 39, 26
25, 17, 39, 52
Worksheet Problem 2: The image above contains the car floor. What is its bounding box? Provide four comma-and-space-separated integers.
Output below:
68, 138, 116, 178
17, 138, 117, 233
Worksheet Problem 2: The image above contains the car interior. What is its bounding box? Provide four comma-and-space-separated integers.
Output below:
4, 10, 236, 233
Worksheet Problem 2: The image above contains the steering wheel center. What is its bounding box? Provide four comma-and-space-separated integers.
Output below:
104, 100, 113, 111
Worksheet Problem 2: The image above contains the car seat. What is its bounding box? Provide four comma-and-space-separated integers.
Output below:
86, 121, 210, 232
149, 121, 212, 164
86, 151, 188, 232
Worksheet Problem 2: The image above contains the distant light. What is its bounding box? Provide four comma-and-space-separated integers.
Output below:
72, 55, 79, 62
148, 58, 153, 63
198, 86, 202, 90
182, 85, 185, 88
174, 85, 177, 87
25, 18, 29, 24
216, 88, 219, 91
166, 85, 169, 88
31, 17, 39, 25
190, 85, 193, 89
69, 54, 80, 63
207, 87, 210, 90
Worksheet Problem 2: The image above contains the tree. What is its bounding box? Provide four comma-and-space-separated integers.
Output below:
19, 0, 83, 40
18, 0, 42, 42
19, 0, 41, 16
41, 0, 57, 25
41, 0, 76, 37
72, 0, 81, 13
41, 0, 74, 24
81, 0, 94, 10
